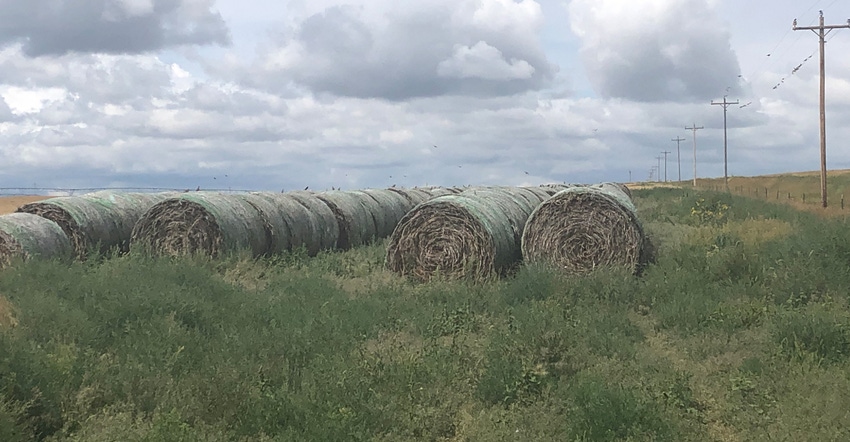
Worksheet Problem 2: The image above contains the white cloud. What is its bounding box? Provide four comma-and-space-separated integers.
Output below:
569, 0, 742, 102
437, 41, 536, 80
0, 86, 67, 114
379, 129, 414, 144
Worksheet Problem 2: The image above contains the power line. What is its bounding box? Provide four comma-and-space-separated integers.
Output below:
793, 10, 850, 208
685, 123, 704, 187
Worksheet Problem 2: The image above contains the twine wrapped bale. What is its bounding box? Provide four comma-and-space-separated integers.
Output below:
521, 183, 647, 276
17, 191, 177, 258
315, 191, 379, 249
0, 213, 73, 266
385, 187, 550, 281
131, 192, 268, 257
258, 191, 339, 255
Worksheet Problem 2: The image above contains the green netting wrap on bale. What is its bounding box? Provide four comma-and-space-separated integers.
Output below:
539, 183, 581, 196
17, 191, 177, 258
387, 188, 434, 207
385, 187, 550, 281
590, 182, 634, 206
131, 192, 268, 257
315, 191, 379, 249
0, 213, 73, 266
264, 191, 339, 255
361, 189, 417, 239
521, 183, 647, 276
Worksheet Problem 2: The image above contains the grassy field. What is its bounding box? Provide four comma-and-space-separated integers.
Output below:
2, 187, 850, 440
634, 169, 850, 217
0, 196, 48, 215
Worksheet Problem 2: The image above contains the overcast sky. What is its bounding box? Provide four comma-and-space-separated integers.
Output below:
1, 0, 849, 193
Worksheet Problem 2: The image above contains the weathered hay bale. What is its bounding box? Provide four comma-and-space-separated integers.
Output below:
388, 188, 434, 207
17, 191, 176, 258
250, 192, 339, 255
595, 182, 632, 199
361, 189, 416, 239
315, 191, 379, 249
521, 184, 646, 275
385, 187, 550, 281
0, 213, 72, 266
539, 183, 581, 196
130, 192, 268, 257
426, 187, 462, 197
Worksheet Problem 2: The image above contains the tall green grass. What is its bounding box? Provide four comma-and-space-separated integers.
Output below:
1, 188, 850, 440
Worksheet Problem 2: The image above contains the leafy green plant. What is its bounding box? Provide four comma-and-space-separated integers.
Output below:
690, 198, 730, 226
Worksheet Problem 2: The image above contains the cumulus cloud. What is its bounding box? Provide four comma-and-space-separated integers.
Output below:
241, 0, 556, 99
569, 0, 742, 102
0, 0, 229, 56
437, 41, 536, 80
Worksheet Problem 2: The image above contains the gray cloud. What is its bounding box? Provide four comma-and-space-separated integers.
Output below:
0, 0, 229, 56
570, 0, 742, 102
242, 1, 557, 100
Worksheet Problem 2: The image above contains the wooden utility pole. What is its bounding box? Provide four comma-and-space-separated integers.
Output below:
685, 124, 704, 186
793, 11, 850, 208
655, 156, 663, 182
711, 95, 739, 190
661, 151, 671, 182
672, 136, 685, 182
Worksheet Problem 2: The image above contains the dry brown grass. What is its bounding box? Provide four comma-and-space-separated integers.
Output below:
0, 195, 48, 215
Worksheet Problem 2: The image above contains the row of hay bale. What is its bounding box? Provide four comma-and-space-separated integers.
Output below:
385, 182, 650, 281
0, 187, 462, 266
0, 191, 179, 266
129, 187, 461, 258
0, 182, 648, 279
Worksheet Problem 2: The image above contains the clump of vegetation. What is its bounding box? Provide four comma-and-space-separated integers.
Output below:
690, 197, 730, 226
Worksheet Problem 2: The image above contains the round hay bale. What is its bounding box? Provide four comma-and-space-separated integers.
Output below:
538, 184, 581, 196
593, 182, 632, 200
0, 213, 72, 266
387, 188, 433, 207
521, 185, 646, 275
423, 187, 462, 197
361, 189, 416, 239
386, 187, 550, 281
315, 191, 378, 249
17, 191, 177, 258
249, 192, 338, 256
130, 192, 268, 257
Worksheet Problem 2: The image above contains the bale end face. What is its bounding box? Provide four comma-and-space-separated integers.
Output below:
131, 199, 224, 257
385, 201, 496, 282
0, 229, 23, 266
521, 189, 645, 275
17, 202, 85, 258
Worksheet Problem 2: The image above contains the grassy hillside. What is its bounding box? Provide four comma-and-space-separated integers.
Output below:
634, 169, 850, 217
2, 188, 850, 440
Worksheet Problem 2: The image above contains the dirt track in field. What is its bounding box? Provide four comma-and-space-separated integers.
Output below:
0, 196, 48, 215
